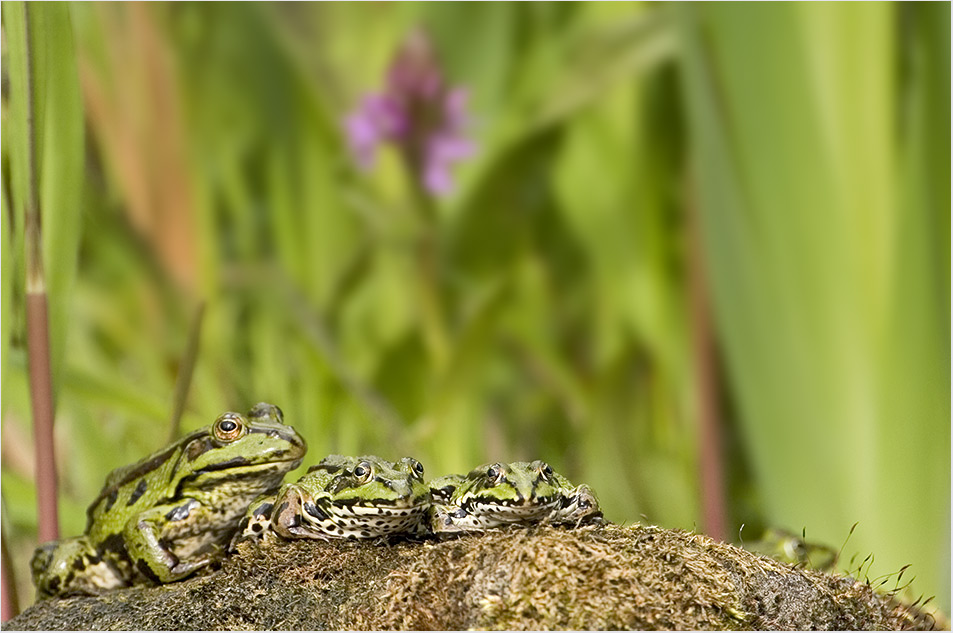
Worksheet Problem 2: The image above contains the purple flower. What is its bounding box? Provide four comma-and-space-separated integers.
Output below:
344, 30, 475, 196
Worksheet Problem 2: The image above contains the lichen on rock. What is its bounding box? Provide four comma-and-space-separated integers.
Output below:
4, 524, 941, 630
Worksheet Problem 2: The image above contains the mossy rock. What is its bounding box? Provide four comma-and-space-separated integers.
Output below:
4, 524, 940, 630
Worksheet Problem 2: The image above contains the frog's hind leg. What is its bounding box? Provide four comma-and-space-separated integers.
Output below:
31, 536, 127, 598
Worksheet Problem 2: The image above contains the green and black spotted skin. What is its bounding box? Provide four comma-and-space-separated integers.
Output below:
428, 460, 603, 535
30, 403, 306, 599
236, 454, 431, 543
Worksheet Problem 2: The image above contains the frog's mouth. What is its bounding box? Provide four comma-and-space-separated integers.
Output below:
341, 495, 431, 511
198, 457, 303, 474
187, 459, 304, 495
467, 495, 561, 510
465, 496, 562, 522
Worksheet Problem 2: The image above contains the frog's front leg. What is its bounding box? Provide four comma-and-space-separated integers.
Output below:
270, 484, 338, 540
230, 494, 279, 551
123, 499, 212, 584
552, 485, 604, 525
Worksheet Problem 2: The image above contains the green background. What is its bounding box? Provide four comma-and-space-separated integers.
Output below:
2, 2, 949, 613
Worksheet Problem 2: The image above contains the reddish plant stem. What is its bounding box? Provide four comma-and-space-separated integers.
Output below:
23, 4, 60, 543
688, 182, 727, 542
1, 529, 20, 621
28, 294, 60, 543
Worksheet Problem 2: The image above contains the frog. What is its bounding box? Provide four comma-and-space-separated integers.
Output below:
427, 460, 603, 535
234, 454, 431, 543
30, 403, 306, 598
744, 527, 837, 571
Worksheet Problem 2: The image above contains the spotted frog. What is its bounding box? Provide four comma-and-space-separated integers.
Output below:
31, 403, 306, 598
235, 454, 431, 543
428, 460, 603, 535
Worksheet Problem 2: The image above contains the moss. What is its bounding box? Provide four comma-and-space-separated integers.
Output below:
4, 524, 942, 631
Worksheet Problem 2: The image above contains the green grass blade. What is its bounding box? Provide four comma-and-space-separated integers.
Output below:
28, 3, 85, 387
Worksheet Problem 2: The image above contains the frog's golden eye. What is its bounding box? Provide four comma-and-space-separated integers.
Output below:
411, 460, 425, 478
213, 413, 246, 442
353, 461, 374, 483
538, 463, 554, 481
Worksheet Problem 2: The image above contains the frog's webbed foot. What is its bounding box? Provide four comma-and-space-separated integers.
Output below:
30, 540, 63, 589
31, 536, 127, 599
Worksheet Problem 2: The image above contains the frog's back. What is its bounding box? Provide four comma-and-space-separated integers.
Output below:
85, 433, 193, 539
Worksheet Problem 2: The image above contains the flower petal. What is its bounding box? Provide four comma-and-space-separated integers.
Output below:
444, 88, 470, 127
366, 94, 408, 139
345, 111, 380, 169
429, 135, 475, 163
346, 31, 476, 198
422, 159, 453, 195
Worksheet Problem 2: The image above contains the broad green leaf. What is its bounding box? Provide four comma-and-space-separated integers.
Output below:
882, 1, 950, 605
678, 2, 948, 604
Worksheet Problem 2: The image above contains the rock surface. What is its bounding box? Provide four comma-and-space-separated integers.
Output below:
4, 524, 940, 630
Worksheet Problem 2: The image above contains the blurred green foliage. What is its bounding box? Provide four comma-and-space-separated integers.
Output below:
1, 2, 948, 612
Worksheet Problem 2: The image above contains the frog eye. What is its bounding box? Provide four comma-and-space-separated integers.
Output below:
411, 460, 425, 478
486, 464, 504, 482
538, 463, 554, 481
213, 413, 246, 442
353, 462, 374, 483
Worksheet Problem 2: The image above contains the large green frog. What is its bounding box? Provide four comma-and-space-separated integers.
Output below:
235, 454, 431, 543
31, 403, 306, 598
428, 460, 603, 535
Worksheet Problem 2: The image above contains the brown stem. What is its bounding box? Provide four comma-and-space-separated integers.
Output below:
1, 524, 20, 621
27, 294, 59, 542
167, 301, 205, 443
21, 25, 58, 532
23, 4, 60, 543
688, 177, 727, 542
